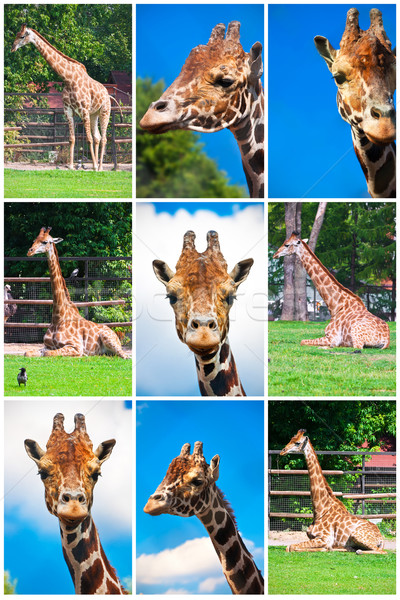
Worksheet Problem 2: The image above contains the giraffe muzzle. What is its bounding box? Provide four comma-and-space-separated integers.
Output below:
57, 489, 89, 523
144, 493, 170, 516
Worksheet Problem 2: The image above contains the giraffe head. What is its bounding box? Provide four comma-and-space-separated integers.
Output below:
280, 429, 309, 456
153, 230, 253, 356
273, 231, 306, 259
11, 24, 34, 52
144, 441, 220, 517
25, 413, 115, 526
27, 226, 63, 257
315, 8, 396, 145
140, 21, 263, 134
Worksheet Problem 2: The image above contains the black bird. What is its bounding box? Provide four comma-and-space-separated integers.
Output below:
17, 367, 28, 387
69, 268, 79, 279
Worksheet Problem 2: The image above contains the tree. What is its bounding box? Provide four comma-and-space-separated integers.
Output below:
4, 572, 17, 594
136, 78, 247, 198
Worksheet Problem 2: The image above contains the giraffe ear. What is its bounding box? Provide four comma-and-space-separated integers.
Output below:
24, 439, 45, 464
229, 258, 254, 287
302, 238, 308, 244
153, 260, 175, 285
210, 455, 220, 481
51, 237, 63, 244
249, 42, 263, 82
95, 439, 116, 464
314, 36, 337, 71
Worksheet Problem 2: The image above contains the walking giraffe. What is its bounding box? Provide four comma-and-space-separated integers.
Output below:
273, 232, 390, 350
144, 441, 264, 593
140, 21, 264, 198
280, 430, 386, 553
153, 230, 253, 395
25, 413, 127, 593
314, 8, 396, 198
12, 24, 121, 171
24, 227, 128, 358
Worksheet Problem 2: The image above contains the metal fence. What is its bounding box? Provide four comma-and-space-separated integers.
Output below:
268, 450, 396, 532
4, 256, 132, 346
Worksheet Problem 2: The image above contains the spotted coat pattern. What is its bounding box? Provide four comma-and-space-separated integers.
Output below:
144, 442, 264, 593
273, 232, 390, 350
314, 8, 396, 198
25, 413, 127, 594
280, 430, 386, 554
24, 227, 128, 358
153, 230, 253, 396
140, 21, 264, 198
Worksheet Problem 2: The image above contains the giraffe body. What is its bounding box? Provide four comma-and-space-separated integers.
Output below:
273, 232, 390, 350
25, 413, 127, 593
280, 430, 386, 554
153, 230, 253, 395
144, 441, 264, 594
140, 21, 264, 198
25, 227, 128, 358
12, 25, 114, 171
314, 8, 396, 198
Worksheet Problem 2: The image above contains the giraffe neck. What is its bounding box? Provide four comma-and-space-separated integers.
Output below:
198, 485, 264, 594
297, 241, 365, 317
60, 516, 125, 594
46, 244, 80, 323
28, 29, 84, 84
230, 80, 264, 198
194, 339, 245, 396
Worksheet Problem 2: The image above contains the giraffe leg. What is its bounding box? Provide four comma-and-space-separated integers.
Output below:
98, 104, 111, 172
301, 337, 332, 346
42, 346, 82, 357
286, 538, 330, 552
90, 113, 101, 168
99, 327, 128, 359
82, 111, 98, 171
64, 106, 75, 169
349, 524, 387, 554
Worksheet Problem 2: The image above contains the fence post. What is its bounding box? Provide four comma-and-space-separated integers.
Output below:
361, 455, 365, 517
112, 100, 117, 170
84, 259, 89, 319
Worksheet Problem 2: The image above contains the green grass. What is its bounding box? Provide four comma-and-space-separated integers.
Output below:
4, 169, 132, 198
5, 355, 132, 396
268, 321, 396, 396
268, 546, 396, 594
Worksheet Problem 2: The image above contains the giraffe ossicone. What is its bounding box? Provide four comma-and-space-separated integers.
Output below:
25, 413, 127, 594
24, 226, 128, 358
314, 8, 396, 198
12, 24, 121, 171
144, 441, 264, 593
140, 21, 264, 198
153, 230, 253, 396
273, 232, 390, 350
280, 430, 386, 553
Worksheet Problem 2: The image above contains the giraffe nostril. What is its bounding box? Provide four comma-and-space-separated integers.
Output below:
78, 494, 85, 504
154, 101, 168, 112
152, 494, 163, 501
371, 107, 381, 120
192, 321, 199, 329
62, 494, 70, 503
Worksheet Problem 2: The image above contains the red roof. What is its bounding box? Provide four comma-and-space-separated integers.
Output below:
361, 435, 396, 468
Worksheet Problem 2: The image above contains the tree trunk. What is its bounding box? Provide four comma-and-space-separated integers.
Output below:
391, 277, 396, 321
280, 203, 298, 320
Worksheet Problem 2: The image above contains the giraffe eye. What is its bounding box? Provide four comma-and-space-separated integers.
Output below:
166, 293, 177, 305
38, 470, 49, 481
333, 73, 347, 85
91, 471, 101, 482
191, 478, 203, 487
225, 293, 236, 306
284, 244, 289, 248
217, 78, 235, 88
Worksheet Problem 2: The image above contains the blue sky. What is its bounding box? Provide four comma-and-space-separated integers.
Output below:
136, 202, 266, 396
4, 401, 132, 594
136, 400, 264, 594
136, 3, 264, 193
268, 4, 396, 198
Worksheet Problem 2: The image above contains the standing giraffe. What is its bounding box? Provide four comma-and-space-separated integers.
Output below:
11, 24, 121, 171
140, 21, 264, 198
153, 230, 253, 396
273, 232, 390, 350
25, 413, 127, 593
314, 8, 396, 198
25, 227, 128, 358
144, 441, 264, 593
280, 430, 386, 553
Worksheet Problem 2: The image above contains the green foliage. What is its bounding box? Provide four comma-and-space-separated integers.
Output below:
136, 78, 246, 198
4, 572, 17, 594
5, 4, 132, 91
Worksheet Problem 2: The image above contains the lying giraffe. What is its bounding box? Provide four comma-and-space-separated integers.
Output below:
25, 413, 127, 593
273, 232, 390, 350
140, 21, 264, 198
144, 441, 264, 593
153, 230, 253, 395
315, 8, 396, 198
280, 430, 386, 553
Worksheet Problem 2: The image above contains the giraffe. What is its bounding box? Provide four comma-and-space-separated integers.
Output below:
273, 231, 390, 350
153, 230, 253, 396
144, 441, 264, 593
314, 8, 396, 198
280, 430, 386, 553
25, 413, 127, 593
24, 227, 128, 358
11, 24, 121, 171
140, 21, 264, 198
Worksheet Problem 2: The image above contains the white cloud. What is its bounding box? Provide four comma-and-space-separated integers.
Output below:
136, 203, 266, 396
165, 588, 191, 595
198, 576, 226, 593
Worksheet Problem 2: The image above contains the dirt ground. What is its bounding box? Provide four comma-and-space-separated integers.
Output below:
269, 530, 396, 550
4, 342, 132, 358
4, 162, 132, 171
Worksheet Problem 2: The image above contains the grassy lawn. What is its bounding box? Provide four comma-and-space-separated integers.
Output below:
268, 321, 396, 396
5, 355, 132, 396
4, 170, 132, 198
268, 546, 396, 594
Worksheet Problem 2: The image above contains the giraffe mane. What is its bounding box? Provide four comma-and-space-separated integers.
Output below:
52, 244, 81, 315
30, 28, 87, 71
216, 486, 237, 526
